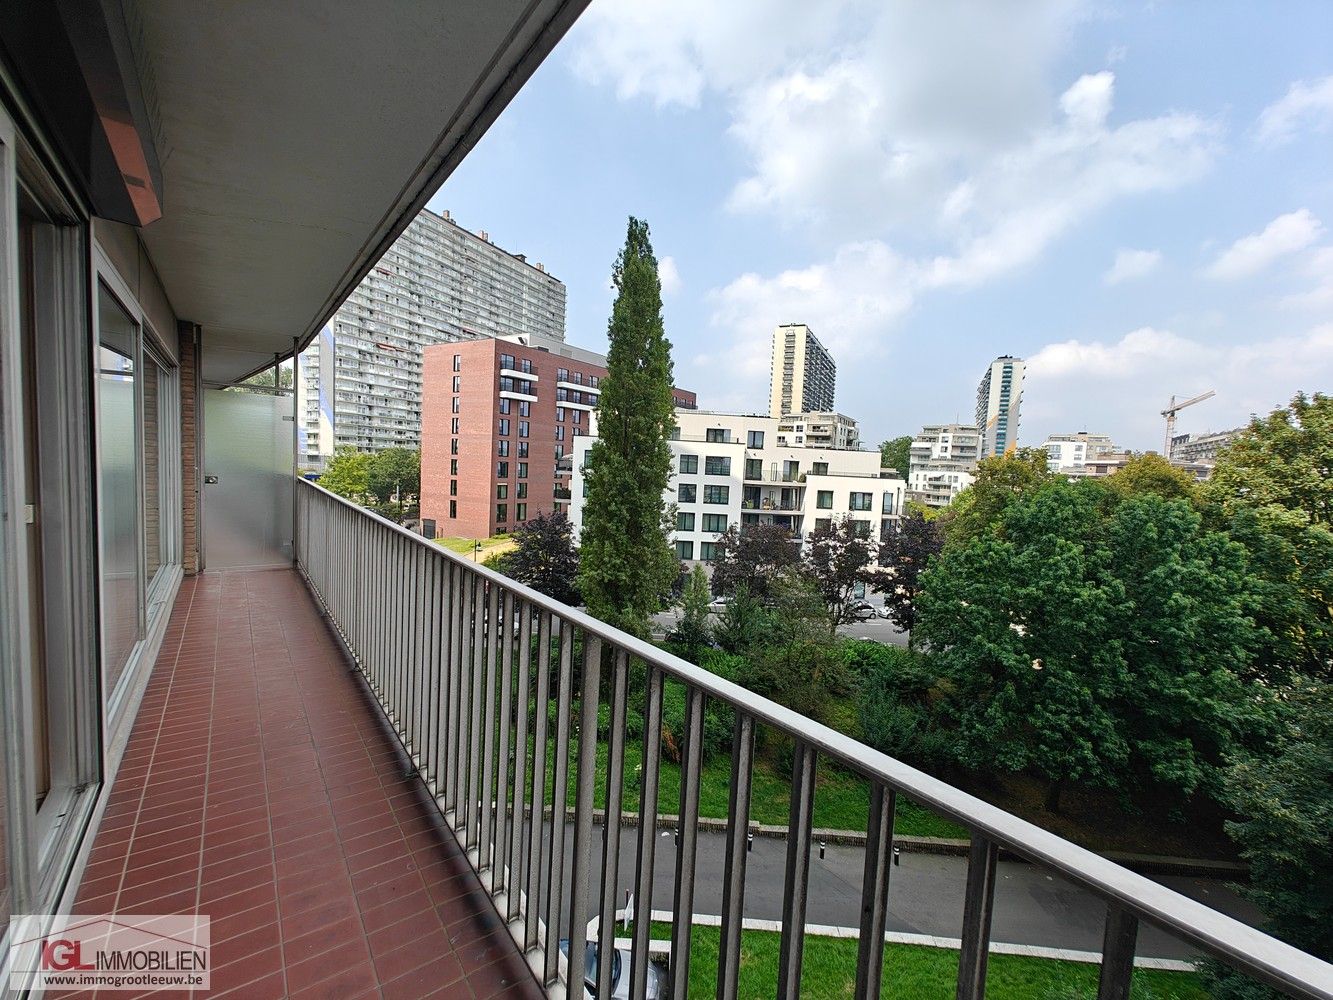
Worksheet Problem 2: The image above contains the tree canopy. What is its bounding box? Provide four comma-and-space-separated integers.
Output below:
868, 511, 943, 642
576, 217, 680, 636
804, 516, 877, 631
709, 522, 802, 601
879, 435, 913, 476
506, 510, 580, 605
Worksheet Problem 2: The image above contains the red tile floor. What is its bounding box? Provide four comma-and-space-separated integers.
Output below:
68, 569, 543, 999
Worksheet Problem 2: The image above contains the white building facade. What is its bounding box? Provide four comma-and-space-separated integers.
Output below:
298, 207, 567, 467
570, 411, 905, 562
907, 423, 980, 509
776, 411, 861, 450
1042, 432, 1118, 472
975, 355, 1026, 458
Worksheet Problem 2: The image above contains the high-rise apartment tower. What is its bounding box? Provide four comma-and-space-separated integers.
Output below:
974, 355, 1026, 458
769, 323, 836, 417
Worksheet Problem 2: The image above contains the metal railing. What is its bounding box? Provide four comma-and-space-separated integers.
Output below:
294, 479, 1333, 1000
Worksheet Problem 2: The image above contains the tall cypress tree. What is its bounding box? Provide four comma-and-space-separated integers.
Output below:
577, 217, 679, 636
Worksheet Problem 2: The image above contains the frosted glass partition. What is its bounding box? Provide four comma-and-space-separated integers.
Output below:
203, 389, 293, 568
97, 286, 141, 693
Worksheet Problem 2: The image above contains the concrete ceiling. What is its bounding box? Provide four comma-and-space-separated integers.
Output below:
128, 0, 586, 384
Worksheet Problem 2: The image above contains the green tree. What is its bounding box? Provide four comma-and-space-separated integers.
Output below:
868, 511, 943, 643
576, 217, 680, 636
940, 447, 1056, 544
318, 448, 372, 500
711, 583, 769, 656
366, 447, 421, 520
709, 522, 801, 601
507, 510, 580, 605
1106, 452, 1198, 502
804, 516, 878, 632
670, 564, 713, 657
879, 435, 913, 476
1204, 392, 1333, 680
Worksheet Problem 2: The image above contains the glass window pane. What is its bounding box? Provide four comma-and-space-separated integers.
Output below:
143, 354, 164, 581
97, 284, 141, 692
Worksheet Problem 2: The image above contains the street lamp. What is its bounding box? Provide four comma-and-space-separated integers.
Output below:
473, 539, 481, 562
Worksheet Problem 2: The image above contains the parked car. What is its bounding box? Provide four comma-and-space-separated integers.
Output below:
847, 599, 877, 621
708, 595, 730, 613
875, 604, 893, 620
559, 940, 667, 999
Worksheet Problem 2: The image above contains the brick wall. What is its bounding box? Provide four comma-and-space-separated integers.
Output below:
178, 322, 200, 574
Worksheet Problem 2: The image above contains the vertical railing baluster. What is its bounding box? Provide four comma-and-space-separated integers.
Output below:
479, 581, 501, 869
956, 836, 999, 1000
1098, 904, 1139, 1000
442, 562, 461, 812
597, 650, 630, 1000
508, 600, 534, 924
423, 555, 441, 791
717, 712, 754, 1000
565, 636, 603, 997
493, 589, 516, 896
629, 665, 665, 998
855, 783, 897, 1000
777, 741, 817, 1000
670, 685, 706, 1000
543, 621, 575, 984
454, 573, 476, 823
466, 576, 487, 849
524, 610, 553, 949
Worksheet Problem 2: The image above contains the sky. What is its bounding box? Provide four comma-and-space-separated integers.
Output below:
428, 0, 1333, 451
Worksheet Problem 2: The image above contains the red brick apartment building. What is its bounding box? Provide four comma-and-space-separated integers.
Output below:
421, 336, 696, 538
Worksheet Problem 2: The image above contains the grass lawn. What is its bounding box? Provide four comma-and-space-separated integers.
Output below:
544, 735, 966, 839
435, 534, 513, 557
643, 922, 1206, 1000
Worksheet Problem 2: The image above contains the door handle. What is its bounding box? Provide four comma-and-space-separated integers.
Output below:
204, 475, 219, 484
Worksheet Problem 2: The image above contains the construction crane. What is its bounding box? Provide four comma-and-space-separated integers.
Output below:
1161, 390, 1215, 456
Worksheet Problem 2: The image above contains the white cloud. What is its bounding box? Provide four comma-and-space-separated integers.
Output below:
1204, 209, 1323, 280
657, 255, 682, 296
1255, 75, 1333, 146
1103, 248, 1162, 285
1282, 246, 1333, 310
1025, 324, 1333, 448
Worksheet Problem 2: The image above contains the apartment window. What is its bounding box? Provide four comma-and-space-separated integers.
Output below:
451, 396, 460, 413
572, 409, 582, 425
451, 439, 459, 455
519, 421, 529, 438
678, 483, 697, 503
450, 417, 459, 434
518, 442, 529, 458
700, 541, 720, 562
555, 445, 564, 460
850, 492, 873, 512
556, 406, 565, 421
675, 540, 694, 560
497, 484, 508, 499
451, 459, 458, 476
744, 458, 762, 480
519, 400, 531, 417
702, 513, 727, 533
586, 394, 598, 407
498, 418, 510, 436
703, 485, 729, 505
816, 491, 834, 509
557, 367, 569, 382
705, 456, 731, 476
518, 462, 528, 479
815, 517, 831, 532
557, 388, 568, 402
453, 353, 461, 372
747, 430, 765, 448
498, 461, 509, 477
497, 503, 508, 523
589, 375, 600, 388
813, 462, 828, 475
500, 376, 515, 393
677, 511, 696, 532
499, 397, 511, 415
452, 375, 460, 392
556, 426, 565, 442
500, 353, 515, 370
679, 454, 698, 475
450, 500, 457, 518
882, 492, 896, 515
450, 480, 458, 496
498, 440, 509, 457
517, 482, 528, 499
705, 428, 728, 443
851, 519, 872, 539
516, 503, 527, 521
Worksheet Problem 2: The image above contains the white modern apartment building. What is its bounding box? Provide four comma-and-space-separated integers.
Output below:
298, 207, 567, 466
769, 323, 837, 417
975, 355, 1026, 458
776, 411, 861, 450
908, 423, 980, 509
1042, 432, 1118, 472
570, 410, 905, 562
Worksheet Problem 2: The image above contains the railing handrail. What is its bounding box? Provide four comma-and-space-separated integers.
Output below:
295, 478, 1333, 999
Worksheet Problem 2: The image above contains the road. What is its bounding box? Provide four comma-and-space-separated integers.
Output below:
651, 603, 911, 647
530, 821, 1259, 960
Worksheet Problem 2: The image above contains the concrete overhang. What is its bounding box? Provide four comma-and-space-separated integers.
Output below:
116, 0, 586, 383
